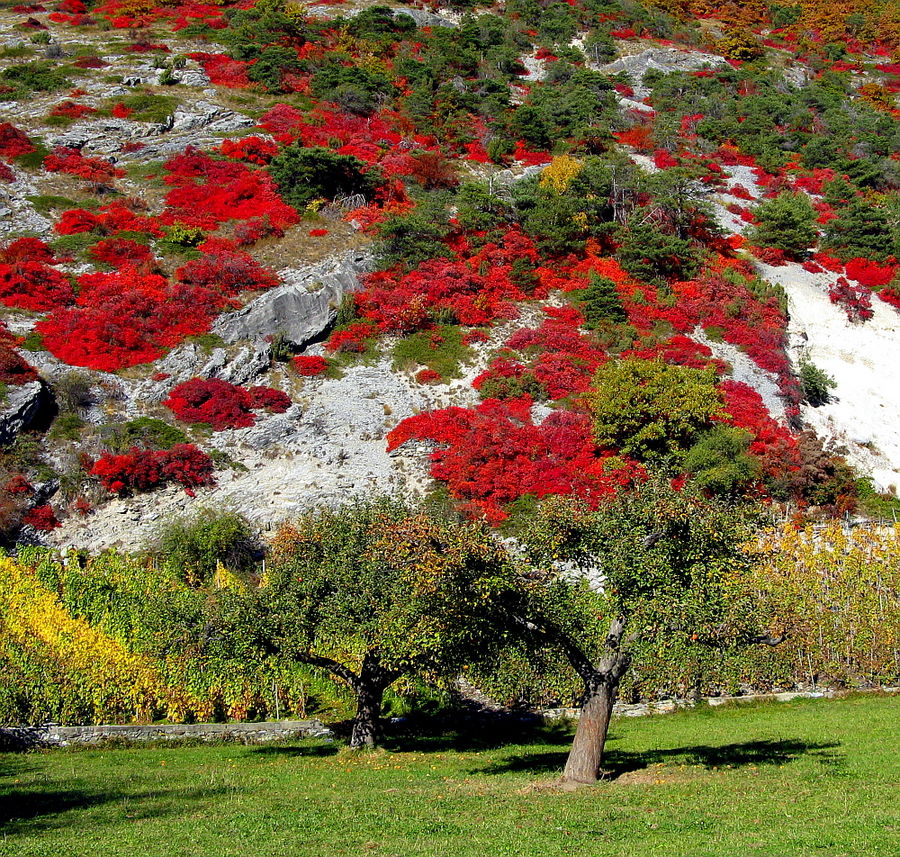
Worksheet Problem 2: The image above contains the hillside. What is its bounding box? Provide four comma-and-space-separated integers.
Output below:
0, 0, 899, 548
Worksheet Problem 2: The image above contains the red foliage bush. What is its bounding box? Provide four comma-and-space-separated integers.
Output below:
220, 136, 278, 165
5, 474, 33, 494
2, 237, 54, 264
878, 289, 900, 312
357, 230, 540, 333
37, 270, 217, 371
718, 380, 800, 484
828, 276, 873, 322
91, 443, 215, 495
326, 322, 377, 353
111, 102, 132, 118
164, 378, 289, 430
387, 398, 646, 523
48, 101, 95, 120
0, 345, 39, 385
0, 260, 73, 311
247, 385, 291, 413
73, 56, 107, 68
291, 355, 328, 376
175, 247, 278, 296
88, 237, 155, 271
0, 123, 34, 160
844, 257, 897, 289
188, 52, 251, 88
0, 162, 14, 183
44, 147, 124, 183
653, 149, 679, 169
22, 504, 60, 530
415, 368, 441, 384
55, 201, 164, 237
162, 147, 298, 232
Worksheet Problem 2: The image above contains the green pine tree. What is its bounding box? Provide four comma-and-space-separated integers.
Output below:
582, 272, 627, 327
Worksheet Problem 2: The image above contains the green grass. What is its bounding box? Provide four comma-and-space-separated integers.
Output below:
2, 695, 898, 856
392, 324, 473, 380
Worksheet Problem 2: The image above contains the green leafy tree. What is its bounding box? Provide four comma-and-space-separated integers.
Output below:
518, 480, 770, 783
683, 426, 762, 496
798, 359, 835, 407
615, 222, 702, 284
822, 197, 897, 261
748, 192, 818, 258
249, 499, 519, 748
152, 508, 260, 584
269, 145, 378, 208
585, 358, 724, 462
581, 272, 627, 326
374, 204, 452, 270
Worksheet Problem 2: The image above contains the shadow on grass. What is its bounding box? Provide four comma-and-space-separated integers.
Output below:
0, 783, 235, 835
476, 739, 843, 779
250, 742, 340, 758
381, 711, 575, 754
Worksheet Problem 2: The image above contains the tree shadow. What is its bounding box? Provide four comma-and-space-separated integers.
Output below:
382, 710, 575, 754
475, 738, 843, 779
0, 782, 235, 835
250, 741, 339, 758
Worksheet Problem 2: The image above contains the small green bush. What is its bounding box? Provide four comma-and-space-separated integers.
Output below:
1, 61, 69, 96
799, 359, 835, 407
152, 508, 261, 583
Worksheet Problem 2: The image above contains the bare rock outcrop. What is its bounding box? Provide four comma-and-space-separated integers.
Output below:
213, 251, 373, 348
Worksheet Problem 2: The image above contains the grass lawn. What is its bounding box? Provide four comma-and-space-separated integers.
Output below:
1, 695, 897, 857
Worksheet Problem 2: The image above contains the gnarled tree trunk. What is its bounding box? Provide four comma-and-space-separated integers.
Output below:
559, 617, 633, 784
300, 652, 398, 750
349, 683, 384, 749
562, 669, 624, 783
348, 655, 397, 750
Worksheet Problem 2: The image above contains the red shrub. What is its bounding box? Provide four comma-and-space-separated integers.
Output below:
357, 230, 540, 333
387, 398, 646, 523
111, 102, 132, 118
0, 123, 34, 160
88, 237, 155, 270
44, 147, 124, 183
22, 504, 59, 530
5, 474, 33, 494
247, 385, 291, 413
220, 136, 278, 165
188, 52, 251, 88
0, 260, 73, 311
158, 443, 215, 488
73, 56, 107, 68
828, 276, 873, 322
0, 346, 38, 385
164, 378, 289, 430
162, 147, 298, 232
0, 162, 13, 183
878, 289, 900, 312
415, 368, 441, 384
48, 101, 95, 120
291, 355, 328, 376
55, 202, 163, 237
844, 257, 897, 289
2, 237, 54, 264
91, 443, 215, 494
37, 270, 218, 371
326, 322, 377, 353
175, 247, 278, 296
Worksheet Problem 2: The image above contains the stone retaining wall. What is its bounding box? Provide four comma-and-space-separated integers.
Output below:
0, 719, 332, 750
540, 686, 899, 721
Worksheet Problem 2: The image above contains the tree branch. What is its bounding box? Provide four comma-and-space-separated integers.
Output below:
297, 653, 362, 692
